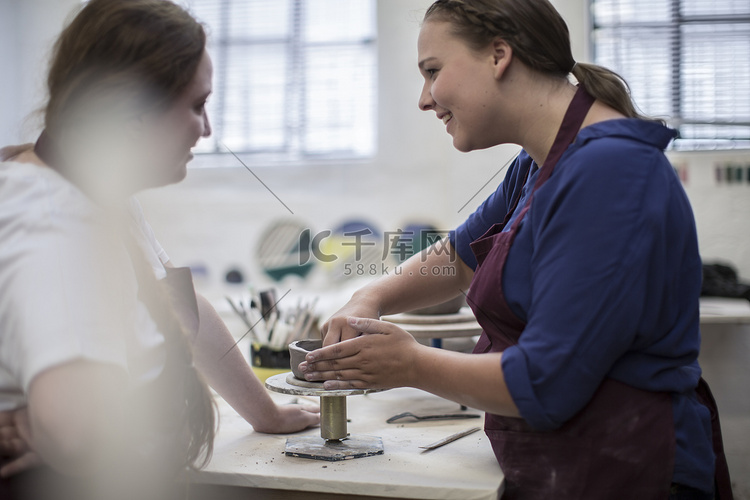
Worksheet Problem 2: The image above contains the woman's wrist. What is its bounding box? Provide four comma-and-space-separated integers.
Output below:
350, 285, 386, 317
246, 401, 283, 433
404, 343, 432, 389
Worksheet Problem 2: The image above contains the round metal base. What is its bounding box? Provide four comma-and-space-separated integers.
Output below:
284, 435, 384, 461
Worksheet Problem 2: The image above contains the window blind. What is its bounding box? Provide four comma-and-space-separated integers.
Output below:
183, 0, 377, 161
591, 0, 750, 150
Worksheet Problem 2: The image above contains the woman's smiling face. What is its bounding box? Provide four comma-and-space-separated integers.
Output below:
417, 20, 503, 152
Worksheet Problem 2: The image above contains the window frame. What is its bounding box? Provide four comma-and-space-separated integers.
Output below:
589, 0, 750, 151
186, 0, 378, 164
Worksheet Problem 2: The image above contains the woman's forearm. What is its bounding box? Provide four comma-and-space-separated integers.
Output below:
411, 346, 520, 417
192, 294, 320, 433
364, 239, 474, 317
192, 294, 281, 431
304, 317, 521, 417
321, 240, 474, 345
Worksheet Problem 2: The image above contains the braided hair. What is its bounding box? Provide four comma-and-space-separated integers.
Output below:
424, 0, 658, 122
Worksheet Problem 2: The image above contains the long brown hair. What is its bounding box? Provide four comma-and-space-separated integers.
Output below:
44, 0, 215, 470
45, 0, 206, 137
423, 0, 657, 122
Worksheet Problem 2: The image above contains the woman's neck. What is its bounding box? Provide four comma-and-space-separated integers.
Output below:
515, 78, 579, 166
513, 75, 627, 165
35, 130, 138, 205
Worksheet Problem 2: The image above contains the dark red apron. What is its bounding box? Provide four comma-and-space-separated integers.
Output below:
466, 86, 677, 500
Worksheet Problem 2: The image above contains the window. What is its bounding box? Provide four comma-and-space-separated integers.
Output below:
184, 0, 377, 162
591, 0, 750, 150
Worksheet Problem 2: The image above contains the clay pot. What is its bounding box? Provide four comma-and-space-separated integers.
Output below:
289, 339, 322, 379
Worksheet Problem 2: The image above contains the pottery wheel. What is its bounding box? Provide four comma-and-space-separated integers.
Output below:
265, 372, 382, 397
381, 307, 482, 340
265, 372, 385, 461
381, 306, 477, 325
285, 373, 326, 390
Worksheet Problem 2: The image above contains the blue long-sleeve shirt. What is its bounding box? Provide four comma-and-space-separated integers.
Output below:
451, 119, 714, 493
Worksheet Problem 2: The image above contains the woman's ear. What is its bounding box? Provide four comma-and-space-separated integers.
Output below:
491, 38, 513, 80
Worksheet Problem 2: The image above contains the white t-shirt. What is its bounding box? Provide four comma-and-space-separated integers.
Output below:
0, 161, 168, 411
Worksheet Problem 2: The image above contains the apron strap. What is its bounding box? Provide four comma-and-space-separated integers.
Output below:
505, 85, 595, 237
535, 85, 595, 186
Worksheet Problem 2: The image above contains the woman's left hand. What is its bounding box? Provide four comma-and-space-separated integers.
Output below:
298, 317, 421, 390
252, 403, 320, 434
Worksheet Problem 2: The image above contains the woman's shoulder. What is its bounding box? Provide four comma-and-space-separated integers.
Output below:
0, 161, 108, 247
0, 144, 35, 163
2, 160, 79, 199
576, 118, 677, 158
541, 119, 689, 222
562, 119, 677, 180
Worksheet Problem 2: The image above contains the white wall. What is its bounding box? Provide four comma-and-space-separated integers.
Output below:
134, 0, 526, 297
0, 0, 80, 145
0, 0, 16, 144
1, 0, 749, 495
1, 0, 749, 291
672, 151, 750, 276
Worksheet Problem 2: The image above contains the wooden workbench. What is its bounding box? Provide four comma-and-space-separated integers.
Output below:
186, 387, 503, 500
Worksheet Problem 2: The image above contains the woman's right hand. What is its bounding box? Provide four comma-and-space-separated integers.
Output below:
320, 293, 381, 346
0, 408, 42, 478
320, 240, 474, 347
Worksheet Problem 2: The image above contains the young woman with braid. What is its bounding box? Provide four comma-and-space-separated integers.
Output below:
298, 1, 730, 498
0, 1, 318, 498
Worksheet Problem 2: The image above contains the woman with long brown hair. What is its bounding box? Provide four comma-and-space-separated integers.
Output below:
0, 1, 318, 498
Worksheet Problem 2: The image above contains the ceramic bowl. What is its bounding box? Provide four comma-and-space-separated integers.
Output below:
289, 339, 322, 379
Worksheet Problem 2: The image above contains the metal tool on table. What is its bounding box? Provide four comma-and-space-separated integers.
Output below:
386, 411, 481, 423
265, 373, 385, 461
419, 427, 482, 452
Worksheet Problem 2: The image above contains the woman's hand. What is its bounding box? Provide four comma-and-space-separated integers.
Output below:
300, 317, 422, 390
0, 408, 42, 478
319, 241, 474, 348
251, 403, 320, 434
305, 317, 520, 418
319, 294, 381, 347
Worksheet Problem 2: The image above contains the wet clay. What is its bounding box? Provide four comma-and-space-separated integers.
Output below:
289, 339, 322, 380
